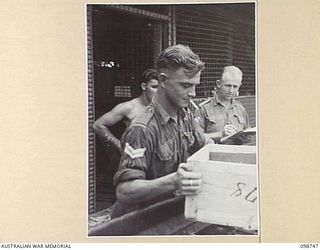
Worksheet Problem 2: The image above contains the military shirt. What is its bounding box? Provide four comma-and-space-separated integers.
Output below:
196, 95, 250, 136
111, 101, 207, 218
113, 101, 206, 186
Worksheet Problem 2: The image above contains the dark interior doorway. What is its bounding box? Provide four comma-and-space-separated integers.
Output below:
91, 6, 165, 211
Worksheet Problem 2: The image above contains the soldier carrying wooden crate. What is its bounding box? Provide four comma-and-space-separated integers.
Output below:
111, 44, 214, 218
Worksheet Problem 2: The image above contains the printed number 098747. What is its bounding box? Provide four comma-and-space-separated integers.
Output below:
300, 244, 318, 248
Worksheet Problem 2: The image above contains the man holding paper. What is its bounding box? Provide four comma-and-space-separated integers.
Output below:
196, 66, 250, 143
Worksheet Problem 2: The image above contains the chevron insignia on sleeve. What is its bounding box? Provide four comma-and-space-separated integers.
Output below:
124, 143, 146, 159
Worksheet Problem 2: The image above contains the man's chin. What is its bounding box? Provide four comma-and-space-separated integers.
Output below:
180, 100, 190, 108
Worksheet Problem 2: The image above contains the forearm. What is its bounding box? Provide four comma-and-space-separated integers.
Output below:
93, 122, 121, 150
116, 173, 177, 205
204, 131, 223, 140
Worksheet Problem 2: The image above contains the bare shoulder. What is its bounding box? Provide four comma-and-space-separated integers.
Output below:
114, 99, 136, 114
127, 97, 140, 106
129, 97, 146, 115
131, 105, 155, 128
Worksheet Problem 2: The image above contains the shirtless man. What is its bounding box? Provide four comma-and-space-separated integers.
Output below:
93, 69, 158, 151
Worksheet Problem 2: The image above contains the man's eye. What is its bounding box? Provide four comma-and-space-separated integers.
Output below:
183, 83, 191, 88
225, 85, 239, 89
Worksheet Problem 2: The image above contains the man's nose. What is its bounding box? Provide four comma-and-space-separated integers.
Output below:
188, 85, 196, 97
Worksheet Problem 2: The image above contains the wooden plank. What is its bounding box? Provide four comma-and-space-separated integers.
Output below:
209, 152, 256, 164
184, 161, 199, 219
188, 143, 210, 161
185, 144, 258, 230
208, 144, 256, 154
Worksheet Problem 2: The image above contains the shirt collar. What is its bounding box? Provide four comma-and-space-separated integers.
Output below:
152, 100, 186, 125
212, 92, 235, 108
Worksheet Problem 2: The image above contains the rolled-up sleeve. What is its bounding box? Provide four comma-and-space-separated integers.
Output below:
113, 125, 152, 186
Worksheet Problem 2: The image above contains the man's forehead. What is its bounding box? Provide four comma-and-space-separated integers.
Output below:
166, 67, 201, 78
147, 79, 158, 85
221, 72, 242, 83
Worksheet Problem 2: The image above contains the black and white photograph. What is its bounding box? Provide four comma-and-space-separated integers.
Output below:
2, 0, 320, 245
86, 2, 258, 236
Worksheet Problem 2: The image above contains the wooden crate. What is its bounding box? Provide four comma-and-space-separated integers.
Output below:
185, 144, 258, 230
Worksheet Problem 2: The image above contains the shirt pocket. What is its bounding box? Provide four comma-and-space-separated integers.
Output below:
234, 113, 245, 124
233, 113, 246, 131
155, 138, 177, 176
205, 113, 225, 133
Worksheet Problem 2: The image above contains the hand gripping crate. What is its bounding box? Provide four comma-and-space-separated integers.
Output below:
185, 144, 258, 230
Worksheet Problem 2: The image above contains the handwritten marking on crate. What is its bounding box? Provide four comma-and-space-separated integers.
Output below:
185, 144, 258, 230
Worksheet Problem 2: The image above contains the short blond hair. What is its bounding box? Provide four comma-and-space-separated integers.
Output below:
156, 44, 205, 77
221, 66, 243, 82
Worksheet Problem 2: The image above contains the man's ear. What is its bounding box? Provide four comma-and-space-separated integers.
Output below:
141, 82, 147, 91
216, 80, 221, 88
158, 73, 167, 88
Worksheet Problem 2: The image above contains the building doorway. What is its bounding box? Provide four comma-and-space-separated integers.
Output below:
90, 6, 167, 212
